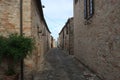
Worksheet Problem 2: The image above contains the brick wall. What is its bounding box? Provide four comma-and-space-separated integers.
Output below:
74, 0, 120, 80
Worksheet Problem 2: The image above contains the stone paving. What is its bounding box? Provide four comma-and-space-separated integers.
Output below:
33, 48, 101, 80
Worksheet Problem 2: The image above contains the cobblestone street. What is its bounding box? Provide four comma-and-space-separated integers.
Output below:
33, 48, 101, 80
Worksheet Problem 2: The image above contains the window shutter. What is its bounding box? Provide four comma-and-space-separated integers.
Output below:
84, 0, 88, 19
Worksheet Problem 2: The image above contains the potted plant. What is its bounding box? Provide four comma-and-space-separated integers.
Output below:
0, 34, 34, 80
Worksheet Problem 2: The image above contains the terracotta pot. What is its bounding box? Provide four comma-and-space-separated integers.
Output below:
3, 74, 19, 80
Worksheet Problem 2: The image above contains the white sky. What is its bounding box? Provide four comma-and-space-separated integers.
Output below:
41, 0, 73, 40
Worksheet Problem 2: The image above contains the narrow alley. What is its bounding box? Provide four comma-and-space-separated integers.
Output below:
0, 0, 120, 80
33, 48, 101, 80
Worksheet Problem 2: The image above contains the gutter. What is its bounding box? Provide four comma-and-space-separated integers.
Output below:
20, 0, 24, 80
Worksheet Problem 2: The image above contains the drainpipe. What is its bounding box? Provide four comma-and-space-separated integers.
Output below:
20, 0, 24, 80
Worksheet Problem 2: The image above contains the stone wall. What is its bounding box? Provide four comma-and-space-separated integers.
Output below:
0, 0, 32, 36
69, 18, 74, 55
23, 1, 39, 79
0, 0, 20, 36
22, 0, 32, 36
63, 26, 69, 51
59, 24, 67, 50
0, 0, 33, 79
25, 0, 51, 79
59, 18, 74, 54
0, 0, 21, 79
74, 0, 120, 80
0, 0, 51, 79
59, 31, 64, 49
53, 39, 56, 48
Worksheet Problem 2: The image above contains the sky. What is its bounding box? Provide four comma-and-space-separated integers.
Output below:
41, 0, 73, 40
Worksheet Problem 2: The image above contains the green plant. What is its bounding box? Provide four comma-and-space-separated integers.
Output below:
7, 34, 34, 62
5, 68, 16, 76
0, 36, 8, 64
0, 33, 35, 76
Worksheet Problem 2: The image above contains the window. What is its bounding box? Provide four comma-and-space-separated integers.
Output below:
84, 0, 94, 20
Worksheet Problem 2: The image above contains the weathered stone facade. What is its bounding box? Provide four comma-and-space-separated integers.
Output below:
50, 36, 55, 48
74, 0, 120, 80
0, 0, 20, 36
53, 39, 57, 48
59, 17, 74, 54
69, 18, 74, 55
0, 0, 51, 79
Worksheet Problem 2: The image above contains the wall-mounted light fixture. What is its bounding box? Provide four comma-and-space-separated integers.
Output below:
42, 5, 45, 8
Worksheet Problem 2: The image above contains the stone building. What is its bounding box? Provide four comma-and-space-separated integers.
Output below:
74, 0, 120, 80
53, 39, 57, 48
59, 17, 74, 54
0, 0, 51, 79
50, 36, 57, 48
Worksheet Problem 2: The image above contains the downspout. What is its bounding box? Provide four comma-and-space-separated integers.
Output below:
20, 0, 24, 80
68, 22, 70, 54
